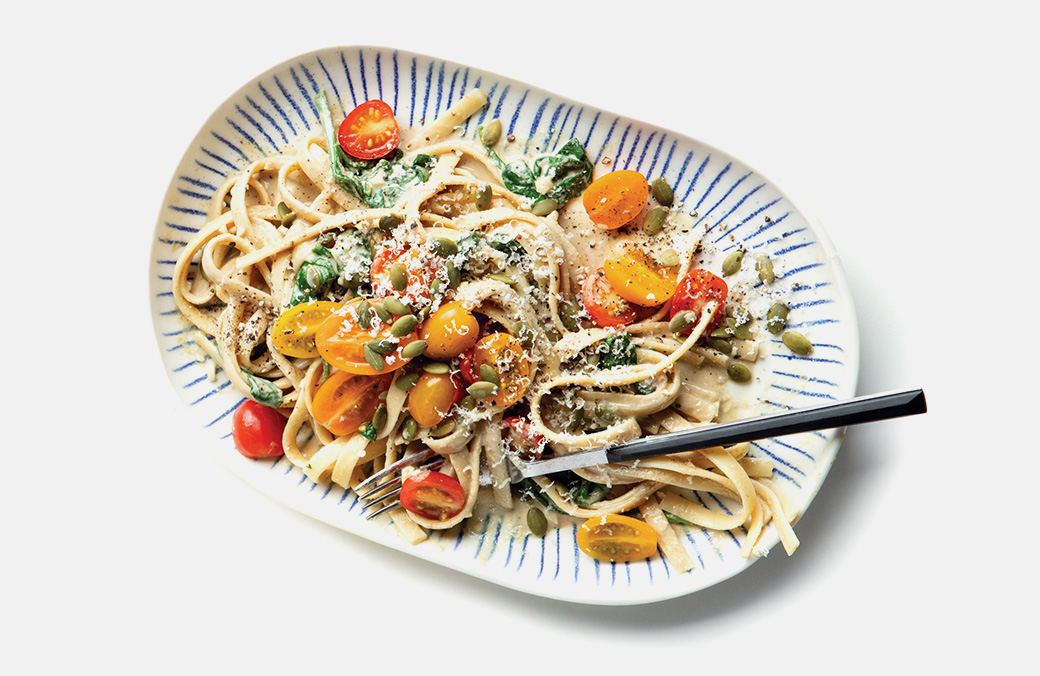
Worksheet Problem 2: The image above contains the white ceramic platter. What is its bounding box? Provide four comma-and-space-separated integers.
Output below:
150, 46, 859, 605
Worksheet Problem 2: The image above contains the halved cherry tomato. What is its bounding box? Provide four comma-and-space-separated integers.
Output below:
370, 247, 439, 305
503, 416, 547, 460
468, 332, 531, 408
407, 371, 463, 428
232, 399, 286, 459
669, 269, 728, 333
603, 243, 679, 307
315, 299, 420, 375
419, 301, 480, 360
576, 514, 659, 563
311, 371, 392, 436
271, 301, 339, 358
582, 170, 649, 230
400, 470, 466, 521
582, 268, 639, 327
338, 100, 400, 160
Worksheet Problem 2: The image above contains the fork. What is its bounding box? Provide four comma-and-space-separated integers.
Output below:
354, 448, 445, 519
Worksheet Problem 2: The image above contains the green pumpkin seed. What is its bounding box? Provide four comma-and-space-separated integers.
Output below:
372, 404, 388, 432
475, 184, 493, 211
756, 255, 775, 284
734, 323, 754, 340
545, 328, 562, 344
730, 305, 752, 326
373, 303, 393, 323
488, 273, 515, 285
766, 302, 789, 335
659, 248, 681, 267
378, 214, 402, 232
277, 202, 296, 227
390, 314, 418, 337
423, 361, 450, 374
459, 395, 477, 411
782, 330, 813, 355
416, 305, 431, 323
669, 310, 695, 334
429, 278, 444, 299
467, 381, 498, 400
727, 362, 753, 383
402, 417, 418, 442
390, 262, 408, 291
480, 119, 502, 146
395, 372, 420, 390
707, 337, 733, 354
722, 250, 744, 276
382, 296, 411, 316
446, 261, 461, 289
559, 299, 581, 331
643, 206, 667, 235
711, 327, 734, 338
401, 340, 428, 359
366, 338, 396, 355
431, 237, 459, 257
363, 344, 385, 371
430, 420, 456, 438
531, 198, 558, 216
651, 177, 674, 206
356, 300, 372, 329
526, 508, 547, 537
514, 321, 536, 348
478, 364, 500, 386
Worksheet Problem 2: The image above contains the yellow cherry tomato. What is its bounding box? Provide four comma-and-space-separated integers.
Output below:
407, 371, 463, 428
419, 301, 480, 360
271, 301, 339, 358
582, 170, 648, 230
315, 299, 420, 375
468, 332, 531, 408
603, 243, 678, 307
311, 371, 392, 436
576, 514, 658, 563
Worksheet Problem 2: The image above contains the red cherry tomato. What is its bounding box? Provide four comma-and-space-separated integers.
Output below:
399, 470, 466, 521
338, 100, 400, 160
231, 400, 286, 459
582, 268, 639, 327
503, 417, 547, 460
370, 247, 440, 305
669, 269, 728, 333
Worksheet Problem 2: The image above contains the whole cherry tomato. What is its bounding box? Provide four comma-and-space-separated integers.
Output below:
232, 400, 286, 459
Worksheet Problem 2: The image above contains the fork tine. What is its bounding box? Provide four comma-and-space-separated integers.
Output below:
354, 448, 437, 494
358, 456, 447, 519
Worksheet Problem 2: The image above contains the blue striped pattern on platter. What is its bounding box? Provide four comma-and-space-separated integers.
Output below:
149, 46, 859, 605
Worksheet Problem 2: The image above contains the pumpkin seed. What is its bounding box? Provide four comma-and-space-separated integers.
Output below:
395, 372, 420, 390
446, 261, 461, 289
727, 362, 753, 383
659, 248, 681, 267
430, 420, 456, 438
277, 202, 296, 227
643, 206, 667, 235
459, 395, 477, 411
475, 184, 493, 211
730, 304, 752, 326
531, 198, 558, 216
766, 302, 789, 334
733, 323, 754, 340
416, 305, 431, 322
390, 314, 418, 337
722, 250, 744, 276
373, 303, 393, 323
378, 214, 402, 232
467, 381, 498, 400
559, 299, 581, 331
366, 338, 396, 355
382, 296, 411, 316
478, 364, 500, 386
363, 344, 385, 371
707, 337, 733, 354
526, 508, 548, 537
514, 321, 536, 348
423, 361, 450, 374
402, 417, 418, 442
431, 237, 459, 257
401, 340, 428, 359
356, 300, 372, 329
390, 262, 408, 291
669, 310, 695, 334
488, 272, 515, 285
372, 404, 388, 432
480, 119, 502, 146
756, 255, 775, 284
651, 177, 674, 206
782, 330, 813, 355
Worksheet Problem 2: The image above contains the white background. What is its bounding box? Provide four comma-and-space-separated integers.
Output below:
3, 0, 1036, 672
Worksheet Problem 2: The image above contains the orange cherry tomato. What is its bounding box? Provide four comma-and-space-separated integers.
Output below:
315, 299, 420, 375
576, 514, 659, 563
582, 170, 649, 230
271, 301, 339, 358
669, 269, 728, 333
370, 247, 439, 305
419, 301, 480, 360
603, 243, 678, 307
338, 100, 400, 160
468, 332, 531, 408
310, 371, 392, 436
399, 470, 466, 521
582, 268, 639, 327
407, 371, 463, 428
232, 400, 286, 459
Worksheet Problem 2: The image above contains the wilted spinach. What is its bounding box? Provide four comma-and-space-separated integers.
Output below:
483, 137, 594, 206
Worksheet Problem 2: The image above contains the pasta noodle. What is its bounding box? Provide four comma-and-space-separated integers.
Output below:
172, 88, 800, 571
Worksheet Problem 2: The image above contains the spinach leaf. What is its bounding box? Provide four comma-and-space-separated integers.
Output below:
243, 372, 283, 407
484, 137, 594, 206
567, 476, 610, 506
487, 233, 527, 264
596, 334, 637, 369
287, 230, 373, 306
315, 91, 435, 209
